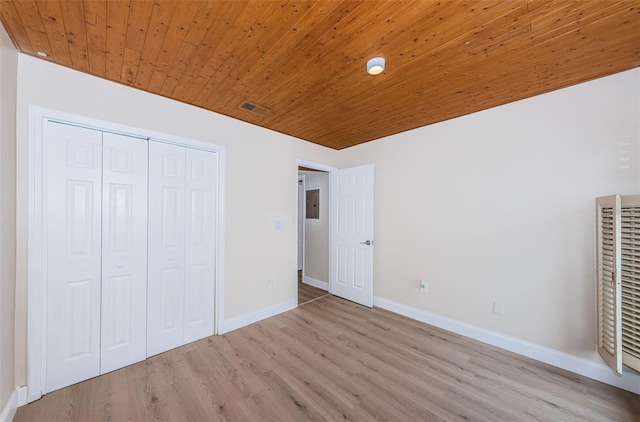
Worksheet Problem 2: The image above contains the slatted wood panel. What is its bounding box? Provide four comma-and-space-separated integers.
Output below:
620, 199, 640, 372
13, 295, 640, 421
596, 195, 622, 374
1, 0, 639, 149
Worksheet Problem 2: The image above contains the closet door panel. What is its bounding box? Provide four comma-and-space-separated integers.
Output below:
101, 133, 149, 373
148, 141, 186, 356
184, 149, 217, 342
45, 122, 102, 392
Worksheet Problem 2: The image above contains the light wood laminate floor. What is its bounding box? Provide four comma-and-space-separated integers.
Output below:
15, 295, 639, 421
298, 271, 328, 305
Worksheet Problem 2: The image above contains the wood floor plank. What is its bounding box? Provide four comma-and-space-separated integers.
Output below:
266, 349, 363, 421
124, 359, 167, 421
268, 323, 372, 418
181, 341, 251, 421
14, 295, 640, 422
298, 270, 328, 305
88, 368, 132, 422
205, 334, 267, 400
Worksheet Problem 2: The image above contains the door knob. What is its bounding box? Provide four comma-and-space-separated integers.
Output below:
360, 240, 374, 246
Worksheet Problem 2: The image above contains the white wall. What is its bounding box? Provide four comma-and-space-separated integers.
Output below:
300, 171, 329, 285
7, 44, 640, 396
13, 54, 339, 388
337, 69, 640, 366
0, 23, 17, 417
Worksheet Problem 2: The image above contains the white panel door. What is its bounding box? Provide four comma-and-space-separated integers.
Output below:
148, 141, 186, 356
100, 133, 148, 373
184, 149, 217, 343
329, 164, 374, 307
45, 121, 102, 392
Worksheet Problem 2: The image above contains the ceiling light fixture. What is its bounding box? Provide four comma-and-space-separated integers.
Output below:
36, 51, 48, 57
366, 57, 385, 75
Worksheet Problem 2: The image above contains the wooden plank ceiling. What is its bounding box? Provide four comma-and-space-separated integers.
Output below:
1, 0, 639, 150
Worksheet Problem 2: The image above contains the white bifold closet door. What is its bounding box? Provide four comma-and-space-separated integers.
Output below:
45, 122, 148, 392
147, 141, 217, 357
100, 132, 149, 374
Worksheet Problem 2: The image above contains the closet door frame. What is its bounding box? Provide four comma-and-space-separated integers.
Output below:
27, 106, 226, 403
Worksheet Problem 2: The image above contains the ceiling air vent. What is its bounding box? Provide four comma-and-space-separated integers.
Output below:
239, 101, 271, 116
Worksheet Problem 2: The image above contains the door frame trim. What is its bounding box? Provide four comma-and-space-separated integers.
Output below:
297, 173, 305, 277
27, 106, 226, 402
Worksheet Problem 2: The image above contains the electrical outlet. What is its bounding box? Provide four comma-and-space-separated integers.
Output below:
419, 279, 428, 293
493, 301, 504, 316
268, 279, 276, 289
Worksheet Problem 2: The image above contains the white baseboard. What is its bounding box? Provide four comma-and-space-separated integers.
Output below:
0, 389, 17, 422
16, 387, 27, 407
219, 299, 296, 334
302, 276, 328, 291
373, 297, 640, 395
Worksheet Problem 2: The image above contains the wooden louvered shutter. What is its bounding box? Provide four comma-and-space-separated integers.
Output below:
619, 196, 640, 373
596, 195, 622, 374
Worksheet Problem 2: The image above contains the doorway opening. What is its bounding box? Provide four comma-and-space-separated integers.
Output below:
296, 161, 333, 306
295, 160, 375, 308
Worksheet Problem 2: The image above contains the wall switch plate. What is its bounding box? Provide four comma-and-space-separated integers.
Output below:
269, 279, 276, 288
419, 279, 428, 293
493, 302, 504, 316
